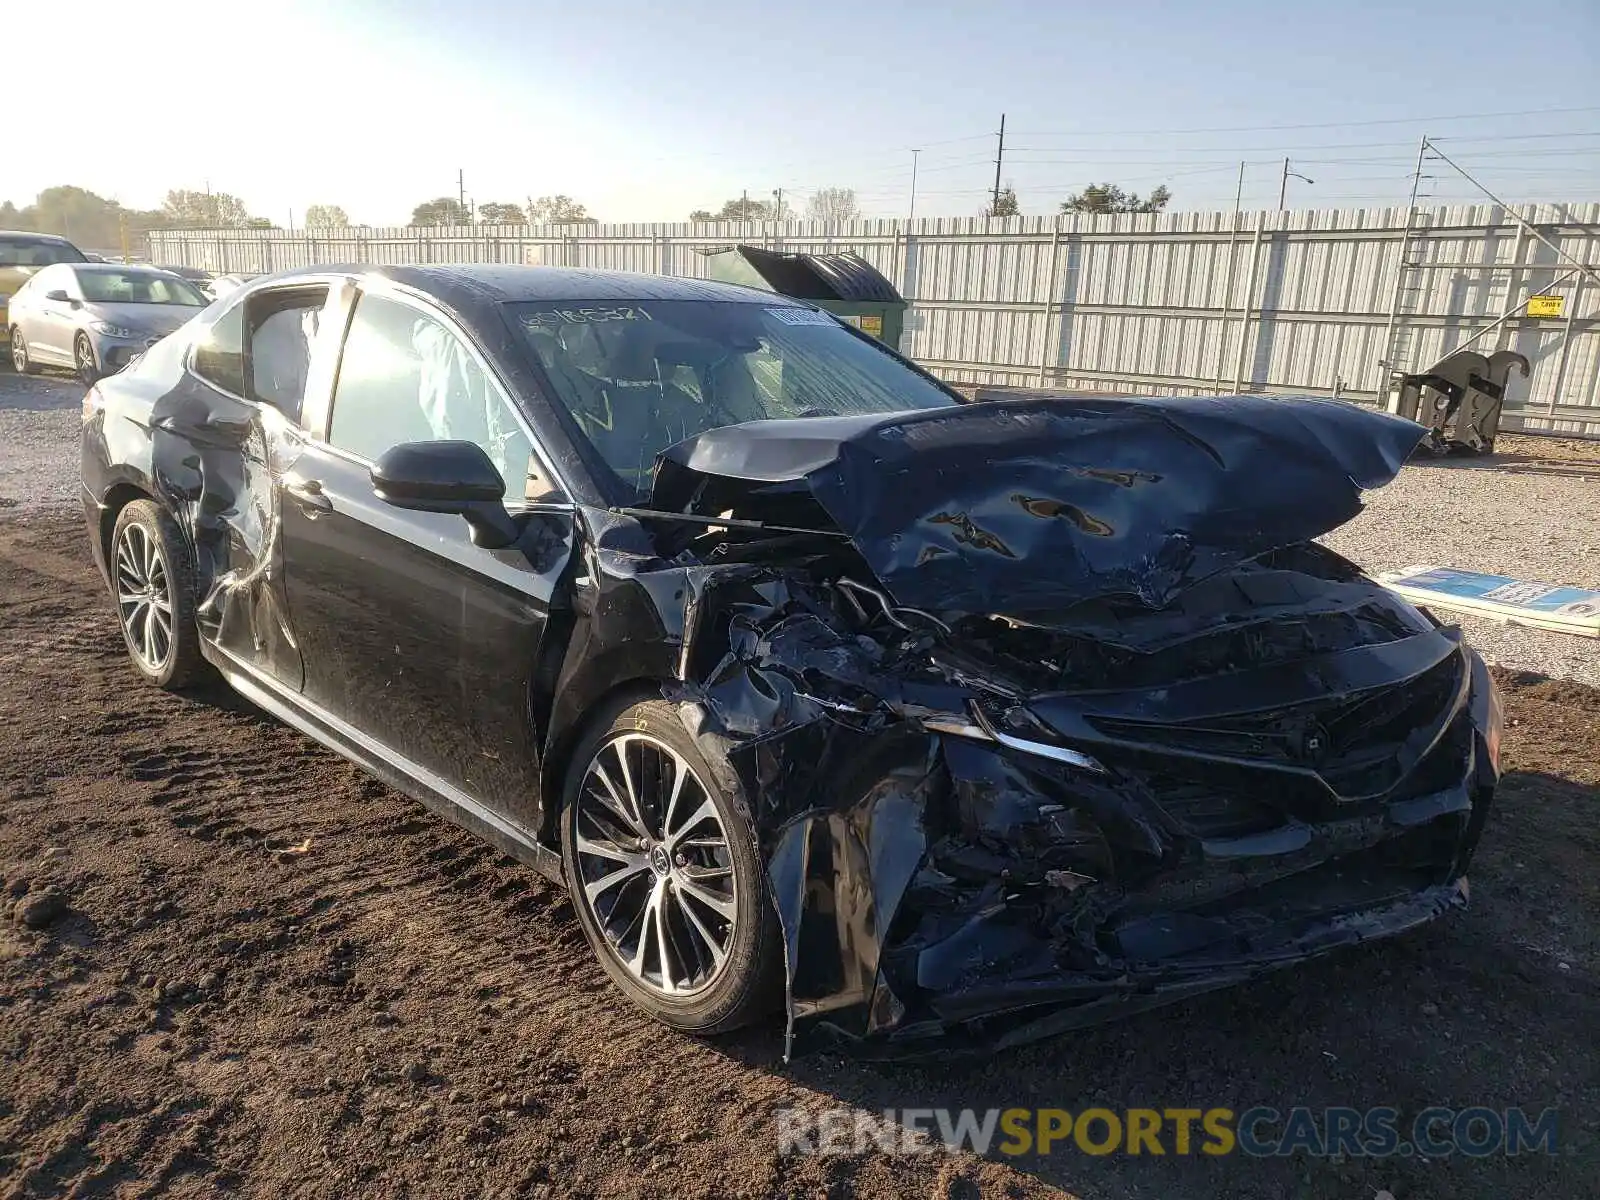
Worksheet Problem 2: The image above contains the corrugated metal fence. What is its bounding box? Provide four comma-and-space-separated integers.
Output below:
150, 203, 1600, 435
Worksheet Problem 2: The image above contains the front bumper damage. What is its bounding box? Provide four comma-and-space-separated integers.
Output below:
635, 395, 1500, 1057
666, 574, 1497, 1058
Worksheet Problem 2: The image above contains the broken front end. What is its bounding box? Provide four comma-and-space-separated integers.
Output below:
638, 396, 1501, 1055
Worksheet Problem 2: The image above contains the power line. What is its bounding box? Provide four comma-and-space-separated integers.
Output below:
1007, 105, 1600, 137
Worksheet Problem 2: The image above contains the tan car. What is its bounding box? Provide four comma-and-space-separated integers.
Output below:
0, 231, 88, 353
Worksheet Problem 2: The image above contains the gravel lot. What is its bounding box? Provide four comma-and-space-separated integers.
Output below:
1323, 434, 1600, 689
0, 371, 82, 513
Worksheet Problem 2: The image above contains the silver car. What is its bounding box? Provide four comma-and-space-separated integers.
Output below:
8, 263, 209, 383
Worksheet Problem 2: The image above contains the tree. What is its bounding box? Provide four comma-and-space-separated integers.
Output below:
1061, 183, 1172, 214
689, 197, 777, 222
303, 204, 350, 228
0, 186, 169, 254
805, 187, 859, 223
982, 186, 1020, 218
527, 195, 595, 224
477, 202, 526, 224
162, 189, 256, 227
411, 197, 470, 226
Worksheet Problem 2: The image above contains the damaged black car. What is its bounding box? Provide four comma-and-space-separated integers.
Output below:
80, 265, 1501, 1056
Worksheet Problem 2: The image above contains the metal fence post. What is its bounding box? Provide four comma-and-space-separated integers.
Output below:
1231, 212, 1267, 393
1546, 276, 1583, 416
1037, 219, 1063, 386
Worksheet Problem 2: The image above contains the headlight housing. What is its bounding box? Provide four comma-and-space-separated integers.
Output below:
89, 320, 139, 339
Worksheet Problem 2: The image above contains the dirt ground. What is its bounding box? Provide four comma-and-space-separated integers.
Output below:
0, 510, 1596, 1200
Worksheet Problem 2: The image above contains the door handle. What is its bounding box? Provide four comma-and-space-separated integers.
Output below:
284, 475, 333, 513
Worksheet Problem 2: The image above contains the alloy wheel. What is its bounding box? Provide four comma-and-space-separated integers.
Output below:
75, 334, 97, 384
572, 733, 739, 997
9, 330, 26, 373
115, 522, 174, 673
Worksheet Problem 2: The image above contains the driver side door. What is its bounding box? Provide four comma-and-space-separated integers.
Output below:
277, 285, 574, 832
25, 266, 76, 363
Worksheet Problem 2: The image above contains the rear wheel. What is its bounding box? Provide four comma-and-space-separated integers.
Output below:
560, 697, 781, 1034
110, 500, 206, 689
9, 327, 39, 374
74, 332, 100, 385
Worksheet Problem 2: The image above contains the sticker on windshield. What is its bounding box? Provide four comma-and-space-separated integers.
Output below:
766, 307, 837, 327
521, 306, 653, 328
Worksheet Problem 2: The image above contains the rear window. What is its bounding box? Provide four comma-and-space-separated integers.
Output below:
0, 236, 86, 268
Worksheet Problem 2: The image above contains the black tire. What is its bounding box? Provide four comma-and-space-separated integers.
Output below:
109, 500, 207, 690
559, 696, 781, 1034
74, 332, 101, 386
9, 327, 39, 375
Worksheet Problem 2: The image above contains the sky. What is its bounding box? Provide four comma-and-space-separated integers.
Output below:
10, 0, 1600, 225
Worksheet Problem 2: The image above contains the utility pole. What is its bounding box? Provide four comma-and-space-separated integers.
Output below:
1235, 160, 1246, 213
908, 149, 920, 224
1278, 158, 1314, 209
991, 113, 1007, 214
742, 189, 749, 220
772, 188, 783, 220
458, 168, 466, 216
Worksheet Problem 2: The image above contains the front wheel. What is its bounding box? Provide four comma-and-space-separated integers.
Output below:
560, 698, 781, 1034
9, 327, 39, 374
74, 332, 101, 385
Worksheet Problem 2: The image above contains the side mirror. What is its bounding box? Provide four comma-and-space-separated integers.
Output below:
44, 288, 73, 303
370, 440, 519, 549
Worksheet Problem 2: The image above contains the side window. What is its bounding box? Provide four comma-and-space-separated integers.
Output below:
327, 293, 558, 504
245, 287, 329, 422
192, 300, 247, 396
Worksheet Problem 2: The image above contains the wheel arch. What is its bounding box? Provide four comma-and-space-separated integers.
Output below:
99, 481, 156, 580
537, 674, 669, 850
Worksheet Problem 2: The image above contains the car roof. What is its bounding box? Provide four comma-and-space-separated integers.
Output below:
73, 263, 185, 276
0, 230, 80, 245
275, 263, 796, 307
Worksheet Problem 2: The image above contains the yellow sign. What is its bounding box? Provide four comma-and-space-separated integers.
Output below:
859, 313, 884, 339
1527, 294, 1565, 319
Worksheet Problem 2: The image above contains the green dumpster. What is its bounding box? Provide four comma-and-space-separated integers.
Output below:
699, 244, 907, 351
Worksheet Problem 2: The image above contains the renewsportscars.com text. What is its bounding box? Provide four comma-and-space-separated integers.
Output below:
776, 1106, 1559, 1159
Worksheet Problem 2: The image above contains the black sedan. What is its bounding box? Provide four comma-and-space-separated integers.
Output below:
80, 265, 1501, 1055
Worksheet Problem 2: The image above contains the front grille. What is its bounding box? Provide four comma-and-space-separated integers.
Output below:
1088, 651, 1465, 802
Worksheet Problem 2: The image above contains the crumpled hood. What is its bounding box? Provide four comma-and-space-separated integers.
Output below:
653, 395, 1427, 616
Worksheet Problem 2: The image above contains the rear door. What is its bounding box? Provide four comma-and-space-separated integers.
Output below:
182, 280, 351, 692
276, 284, 573, 830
